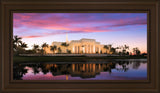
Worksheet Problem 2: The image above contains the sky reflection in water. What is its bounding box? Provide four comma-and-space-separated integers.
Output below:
13, 59, 147, 80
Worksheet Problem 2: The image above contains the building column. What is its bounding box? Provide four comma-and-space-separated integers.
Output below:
96, 47, 98, 53
85, 46, 86, 53
76, 64, 79, 72
88, 45, 90, 53
72, 46, 75, 53
91, 45, 93, 53
66, 75, 68, 80
75, 46, 78, 54
75, 46, 76, 53
90, 64, 92, 72
90, 45, 92, 53
78, 46, 79, 54
72, 64, 75, 72
86, 45, 88, 53
93, 45, 95, 53
86, 64, 88, 72
79, 46, 80, 54
89, 45, 90, 53
82, 47, 85, 53
83, 64, 85, 71
99, 46, 101, 54
93, 64, 95, 72
99, 64, 101, 71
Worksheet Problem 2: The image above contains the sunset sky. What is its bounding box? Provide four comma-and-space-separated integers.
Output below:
13, 13, 147, 53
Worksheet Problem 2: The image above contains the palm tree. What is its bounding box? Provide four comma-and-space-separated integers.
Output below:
42, 43, 48, 48
103, 45, 110, 54
61, 42, 69, 47
13, 35, 22, 50
121, 45, 129, 56
133, 48, 137, 55
66, 49, 71, 54
13, 35, 28, 55
58, 47, 62, 53
41, 43, 48, 54
17, 42, 28, 54
133, 47, 141, 56
50, 45, 57, 53
110, 48, 116, 54
104, 45, 109, 49
20, 42, 28, 49
104, 44, 117, 54
124, 45, 129, 50
32, 44, 39, 53
33, 44, 39, 50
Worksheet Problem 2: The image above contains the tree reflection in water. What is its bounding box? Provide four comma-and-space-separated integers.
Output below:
13, 61, 144, 80
13, 64, 28, 80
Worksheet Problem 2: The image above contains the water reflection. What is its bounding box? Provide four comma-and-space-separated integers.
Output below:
13, 60, 147, 80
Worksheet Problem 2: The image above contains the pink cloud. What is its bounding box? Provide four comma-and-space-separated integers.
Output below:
23, 35, 43, 38
13, 13, 147, 38
111, 18, 147, 27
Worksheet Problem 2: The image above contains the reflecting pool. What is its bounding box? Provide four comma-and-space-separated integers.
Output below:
13, 59, 147, 80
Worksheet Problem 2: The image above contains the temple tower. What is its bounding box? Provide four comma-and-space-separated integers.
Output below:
66, 34, 68, 44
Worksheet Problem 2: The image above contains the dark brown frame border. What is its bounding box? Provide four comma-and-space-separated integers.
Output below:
0, 0, 159, 93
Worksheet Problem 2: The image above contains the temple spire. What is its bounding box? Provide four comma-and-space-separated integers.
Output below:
66, 75, 68, 80
66, 33, 68, 43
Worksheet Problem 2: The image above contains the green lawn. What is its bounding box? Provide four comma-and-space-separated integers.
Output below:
13, 56, 147, 63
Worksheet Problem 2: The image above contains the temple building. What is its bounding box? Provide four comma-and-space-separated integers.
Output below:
44, 35, 111, 54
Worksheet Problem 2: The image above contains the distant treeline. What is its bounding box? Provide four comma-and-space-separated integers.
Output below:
13, 35, 147, 56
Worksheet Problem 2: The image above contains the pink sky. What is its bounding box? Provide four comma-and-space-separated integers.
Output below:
13, 13, 147, 53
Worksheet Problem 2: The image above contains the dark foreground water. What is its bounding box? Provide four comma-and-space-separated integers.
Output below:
13, 59, 147, 80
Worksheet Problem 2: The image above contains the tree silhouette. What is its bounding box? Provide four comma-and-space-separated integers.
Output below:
32, 44, 39, 53
50, 45, 57, 53
58, 47, 62, 53
103, 45, 109, 49
133, 47, 141, 56
121, 45, 129, 56
110, 48, 116, 54
41, 42, 48, 54
104, 44, 113, 54
13, 35, 22, 49
20, 42, 28, 49
13, 35, 28, 55
61, 42, 69, 47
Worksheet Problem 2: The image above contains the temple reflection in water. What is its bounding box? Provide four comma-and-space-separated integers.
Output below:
13, 60, 147, 80
44, 63, 115, 78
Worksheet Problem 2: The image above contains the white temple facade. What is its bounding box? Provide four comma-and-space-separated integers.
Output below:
45, 38, 111, 54
69, 38, 102, 54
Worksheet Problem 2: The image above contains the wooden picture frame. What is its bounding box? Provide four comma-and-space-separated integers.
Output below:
0, 0, 159, 93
